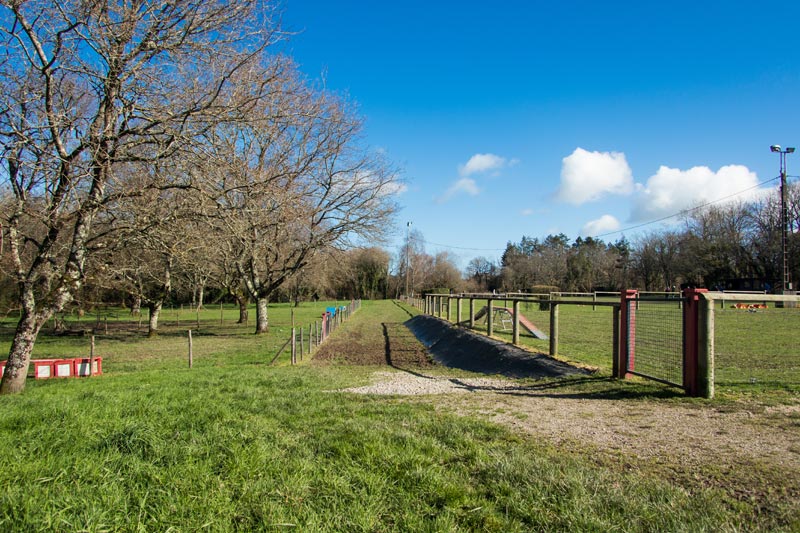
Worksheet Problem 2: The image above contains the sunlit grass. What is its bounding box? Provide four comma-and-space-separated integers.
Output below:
0, 300, 794, 530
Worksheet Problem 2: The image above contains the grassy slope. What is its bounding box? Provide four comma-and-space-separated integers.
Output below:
0, 300, 789, 531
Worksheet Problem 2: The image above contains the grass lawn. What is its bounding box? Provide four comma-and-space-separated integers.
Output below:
0, 300, 795, 531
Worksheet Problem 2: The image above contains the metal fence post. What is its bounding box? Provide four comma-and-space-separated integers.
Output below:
682, 288, 709, 397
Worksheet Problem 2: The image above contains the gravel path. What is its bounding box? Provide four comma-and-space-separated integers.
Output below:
341, 368, 800, 513
341, 370, 529, 395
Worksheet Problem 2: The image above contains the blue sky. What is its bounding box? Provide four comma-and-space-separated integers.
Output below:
280, 1, 800, 267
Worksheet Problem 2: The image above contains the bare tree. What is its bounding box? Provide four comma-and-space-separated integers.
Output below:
0, 0, 282, 393
201, 75, 400, 333
465, 256, 498, 292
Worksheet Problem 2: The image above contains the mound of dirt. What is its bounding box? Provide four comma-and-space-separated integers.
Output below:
405, 314, 588, 379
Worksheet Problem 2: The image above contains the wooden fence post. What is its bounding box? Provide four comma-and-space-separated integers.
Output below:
469, 298, 475, 328
188, 329, 193, 368
549, 302, 559, 356
512, 299, 520, 345
612, 306, 620, 377
291, 327, 296, 365
487, 299, 494, 337
90, 335, 96, 377
698, 296, 715, 399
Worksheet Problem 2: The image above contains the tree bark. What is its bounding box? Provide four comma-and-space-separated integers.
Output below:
148, 301, 162, 337
235, 294, 249, 324
196, 285, 205, 311
255, 297, 269, 334
0, 309, 45, 394
131, 297, 141, 316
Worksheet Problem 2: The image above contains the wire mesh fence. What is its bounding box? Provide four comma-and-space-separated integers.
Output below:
714, 305, 800, 389
625, 298, 684, 386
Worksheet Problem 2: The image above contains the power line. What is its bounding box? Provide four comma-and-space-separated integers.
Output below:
408, 235, 506, 253
407, 176, 784, 253
592, 175, 781, 239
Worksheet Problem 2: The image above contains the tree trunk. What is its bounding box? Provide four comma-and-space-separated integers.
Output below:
255, 297, 268, 334
131, 297, 141, 316
236, 295, 249, 324
196, 285, 205, 311
148, 301, 162, 337
1, 308, 46, 395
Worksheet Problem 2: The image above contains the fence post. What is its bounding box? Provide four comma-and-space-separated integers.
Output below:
512, 299, 520, 345
90, 335, 96, 377
457, 297, 463, 325
698, 295, 715, 399
188, 329, 193, 368
291, 327, 296, 365
682, 288, 709, 397
487, 298, 494, 337
612, 306, 620, 377
446, 296, 452, 322
469, 298, 475, 328
549, 302, 559, 356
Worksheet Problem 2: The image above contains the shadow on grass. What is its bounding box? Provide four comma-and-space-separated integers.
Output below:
391, 300, 416, 319
445, 375, 686, 401
382, 322, 435, 379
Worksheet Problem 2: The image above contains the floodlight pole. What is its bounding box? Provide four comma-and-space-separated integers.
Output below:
405, 221, 412, 299
771, 145, 794, 292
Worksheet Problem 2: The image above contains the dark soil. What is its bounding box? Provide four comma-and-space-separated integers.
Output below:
313, 321, 433, 367
405, 315, 588, 379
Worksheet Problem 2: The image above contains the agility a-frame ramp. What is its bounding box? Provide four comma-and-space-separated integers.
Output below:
470, 306, 549, 340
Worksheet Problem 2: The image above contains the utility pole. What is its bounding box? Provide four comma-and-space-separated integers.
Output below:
770, 145, 795, 294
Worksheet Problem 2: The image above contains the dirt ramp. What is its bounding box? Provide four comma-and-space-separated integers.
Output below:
405, 314, 588, 379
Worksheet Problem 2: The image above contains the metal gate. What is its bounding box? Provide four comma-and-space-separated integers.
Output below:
620, 291, 685, 388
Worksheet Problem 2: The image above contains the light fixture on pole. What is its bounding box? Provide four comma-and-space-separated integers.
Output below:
770, 145, 795, 293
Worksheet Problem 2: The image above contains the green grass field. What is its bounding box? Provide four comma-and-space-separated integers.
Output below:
0, 300, 796, 530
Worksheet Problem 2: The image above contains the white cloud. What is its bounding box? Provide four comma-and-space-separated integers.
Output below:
557, 148, 634, 205
631, 164, 759, 221
459, 153, 513, 177
581, 214, 621, 237
437, 177, 480, 203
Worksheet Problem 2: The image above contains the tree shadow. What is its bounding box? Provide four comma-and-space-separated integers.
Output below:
381, 322, 434, 379
391, 300, 416, 319
443, 375, 685, 401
